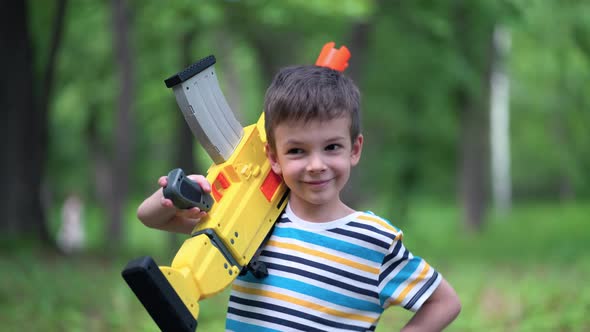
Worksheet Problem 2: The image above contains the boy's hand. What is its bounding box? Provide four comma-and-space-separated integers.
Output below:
158, 174, 211, 220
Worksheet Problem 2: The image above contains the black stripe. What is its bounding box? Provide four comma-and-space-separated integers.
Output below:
328, 228, 390, 249
276, 216, 291, 224
266, 262, 378, 298
229, 295, 369, 331
227, 306, 327, 332
404, 271, 439, 310
347, 221, 399, 241
379, 241, 407, 284
262, 251, 378, 286
383, 240, 403, 263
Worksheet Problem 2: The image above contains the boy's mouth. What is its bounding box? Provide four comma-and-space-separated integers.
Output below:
304, 179, 332, 186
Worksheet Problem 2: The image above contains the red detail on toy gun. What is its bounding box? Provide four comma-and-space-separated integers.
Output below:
260, 170, 282, 202
211, 173, 230, 202
315, 42, 350, 72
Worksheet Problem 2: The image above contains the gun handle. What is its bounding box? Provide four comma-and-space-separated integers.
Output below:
163, 168, 214, 211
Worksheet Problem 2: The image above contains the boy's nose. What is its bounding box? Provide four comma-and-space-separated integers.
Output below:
306, 154, 327, 173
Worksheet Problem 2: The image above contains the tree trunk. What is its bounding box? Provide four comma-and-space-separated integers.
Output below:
452, 1, 492, 231
176, 30, 198, 174
457, 89, 488, 231
489, 25, 512, 213
341, 20, 373, 208
108, 0, 135, 247
215, 29, 245, 122
0, 1, 65, 244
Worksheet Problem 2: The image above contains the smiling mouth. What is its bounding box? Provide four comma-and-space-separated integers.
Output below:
305, 179, 331, 185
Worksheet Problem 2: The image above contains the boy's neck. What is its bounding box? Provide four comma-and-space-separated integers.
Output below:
287, 196, 355, 222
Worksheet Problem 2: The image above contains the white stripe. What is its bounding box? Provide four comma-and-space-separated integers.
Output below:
226, 312, 295, 331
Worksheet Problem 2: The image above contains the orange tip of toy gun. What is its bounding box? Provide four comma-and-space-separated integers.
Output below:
315, 42, 350, 72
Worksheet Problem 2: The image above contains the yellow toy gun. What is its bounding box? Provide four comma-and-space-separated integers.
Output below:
122, 42, 351, 332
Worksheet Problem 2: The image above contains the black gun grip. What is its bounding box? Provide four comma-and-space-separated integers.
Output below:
163, 168, 214, 211
122, 256, 197, 332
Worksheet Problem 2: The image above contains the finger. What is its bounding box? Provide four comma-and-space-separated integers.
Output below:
187, 174, 211, 192
160, 197, 174, 208
176, 206, 200, 218
185, 210, 207, 220
158, 176, 168, 187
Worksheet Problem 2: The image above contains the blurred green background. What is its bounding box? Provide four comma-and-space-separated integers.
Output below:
1, 0, 589, 331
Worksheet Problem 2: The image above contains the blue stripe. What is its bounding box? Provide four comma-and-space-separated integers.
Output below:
237, 273, 383, 313
262, 251, 378, 285
380, 256, 422, 305
273, 227, 383, 263
230, 295, 369, 331
226, 318, 283, 332
266, 262, 378, 297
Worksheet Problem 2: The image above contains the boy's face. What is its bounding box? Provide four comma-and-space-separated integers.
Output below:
266, 116, 363, 213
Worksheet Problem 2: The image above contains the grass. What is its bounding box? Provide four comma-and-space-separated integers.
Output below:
1, 200, 588, 331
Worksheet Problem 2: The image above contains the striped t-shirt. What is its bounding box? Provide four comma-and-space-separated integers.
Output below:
225, 204, 441, 331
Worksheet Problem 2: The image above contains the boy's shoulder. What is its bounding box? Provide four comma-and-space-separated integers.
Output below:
353, 210, 404, 240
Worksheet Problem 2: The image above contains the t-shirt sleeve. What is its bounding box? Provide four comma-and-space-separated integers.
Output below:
378, 233, 442, 312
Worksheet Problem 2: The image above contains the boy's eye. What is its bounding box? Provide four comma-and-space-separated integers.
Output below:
286, 148, 303, 155
325, 144, 342, 151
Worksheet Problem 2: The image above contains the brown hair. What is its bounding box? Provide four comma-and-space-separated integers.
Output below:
263, 65, 361, 149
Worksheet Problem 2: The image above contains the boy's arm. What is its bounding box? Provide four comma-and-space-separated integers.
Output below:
401, 278, 461, 332
137, 174, 211, 234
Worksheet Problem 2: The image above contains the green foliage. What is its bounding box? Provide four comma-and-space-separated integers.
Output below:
25, 0, 590, 248
508, 1, 590, 199
30, 0, 590, 204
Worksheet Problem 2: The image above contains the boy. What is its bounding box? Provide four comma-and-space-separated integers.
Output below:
138, 65, 461, 331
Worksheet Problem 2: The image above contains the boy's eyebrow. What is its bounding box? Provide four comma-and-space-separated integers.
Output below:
325, 135, 348, 142
283, 136, 347, 145
283, 138, 304, 145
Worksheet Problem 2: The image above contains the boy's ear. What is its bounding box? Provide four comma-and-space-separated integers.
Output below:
350, 134, 363, 166
265, 143, 282, 175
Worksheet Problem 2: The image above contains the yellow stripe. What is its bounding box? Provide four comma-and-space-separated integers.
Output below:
233, 284, 376, 323
267, 240, 379, 274
389, 263, 431, 306
357, 214, 402, 239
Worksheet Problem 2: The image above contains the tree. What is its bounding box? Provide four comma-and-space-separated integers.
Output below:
451, 1, 495, 231
107, 0, 135, 246
0, 1, 67, 244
